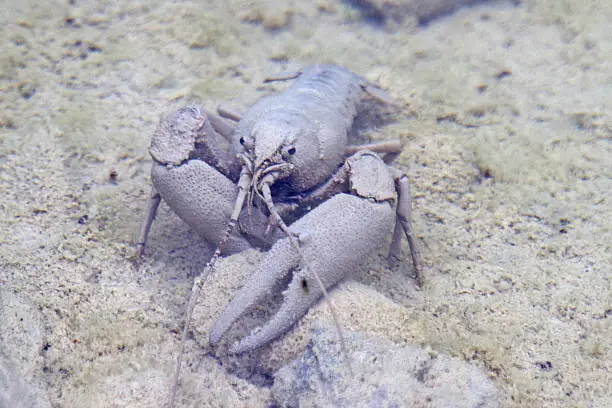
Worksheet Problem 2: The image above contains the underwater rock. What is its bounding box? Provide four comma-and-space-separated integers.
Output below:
0, 290, 51, 408
0, 354, 51, 408
272, 323, 499, 408
348, 0, 493, 25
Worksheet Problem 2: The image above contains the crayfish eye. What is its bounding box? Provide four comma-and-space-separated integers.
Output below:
288, 147, 296, 155
239, 137, 245, 145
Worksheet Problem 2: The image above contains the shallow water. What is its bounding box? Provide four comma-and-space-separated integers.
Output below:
0, 1, 610, 407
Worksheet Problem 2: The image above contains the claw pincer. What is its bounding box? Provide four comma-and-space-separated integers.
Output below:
210, 153, 398, 353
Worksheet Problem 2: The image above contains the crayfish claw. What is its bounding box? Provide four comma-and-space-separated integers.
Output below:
210, 193, 396, 353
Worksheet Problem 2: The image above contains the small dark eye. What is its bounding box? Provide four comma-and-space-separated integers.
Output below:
300, 278, 309, 294
239, 137, 245, 145
288, 147, 296, 155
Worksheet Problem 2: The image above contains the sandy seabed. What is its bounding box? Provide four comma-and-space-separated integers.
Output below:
0, 0, 610, 407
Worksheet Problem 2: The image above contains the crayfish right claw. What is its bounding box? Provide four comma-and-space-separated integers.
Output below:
208, 238, 301, 347
210, 193, 396, 353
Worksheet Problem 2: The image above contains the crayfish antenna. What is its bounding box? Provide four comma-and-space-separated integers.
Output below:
168, 168, 252, 408
260, 180, 353, 375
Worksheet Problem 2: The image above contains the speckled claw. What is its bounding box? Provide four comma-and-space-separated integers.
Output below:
138, 106, 279, 256
209, 152, 407, 353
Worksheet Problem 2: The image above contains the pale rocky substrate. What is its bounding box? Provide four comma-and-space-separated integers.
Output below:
347, 0, 494, 25
273, 323, 499, 407
0, 290, 52, 408
190, 251, 499, 407
0, 0, 610, 407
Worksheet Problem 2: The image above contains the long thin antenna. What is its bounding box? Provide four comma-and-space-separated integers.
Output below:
168, 169, 252, 408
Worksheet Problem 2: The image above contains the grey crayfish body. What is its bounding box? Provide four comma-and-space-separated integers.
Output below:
138, 63, 421, 357
232, 64, 367, 195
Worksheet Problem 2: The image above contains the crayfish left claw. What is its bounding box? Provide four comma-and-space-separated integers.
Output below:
228, 265, 324, 354
210, 193, 396, 353
208, 238, 301, 348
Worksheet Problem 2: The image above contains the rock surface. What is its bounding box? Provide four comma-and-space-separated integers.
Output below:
273, 323, 499, 408
0, 290, 51, 408
348, 0, 493, 25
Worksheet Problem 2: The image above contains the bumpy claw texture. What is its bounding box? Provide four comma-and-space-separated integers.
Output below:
210, 152, 398, 353
150, 107, 239, 178
146, 107, 276, 254
152, 160, 254, 254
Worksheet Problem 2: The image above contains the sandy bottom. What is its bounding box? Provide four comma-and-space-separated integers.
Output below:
0, 0, 610, 407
